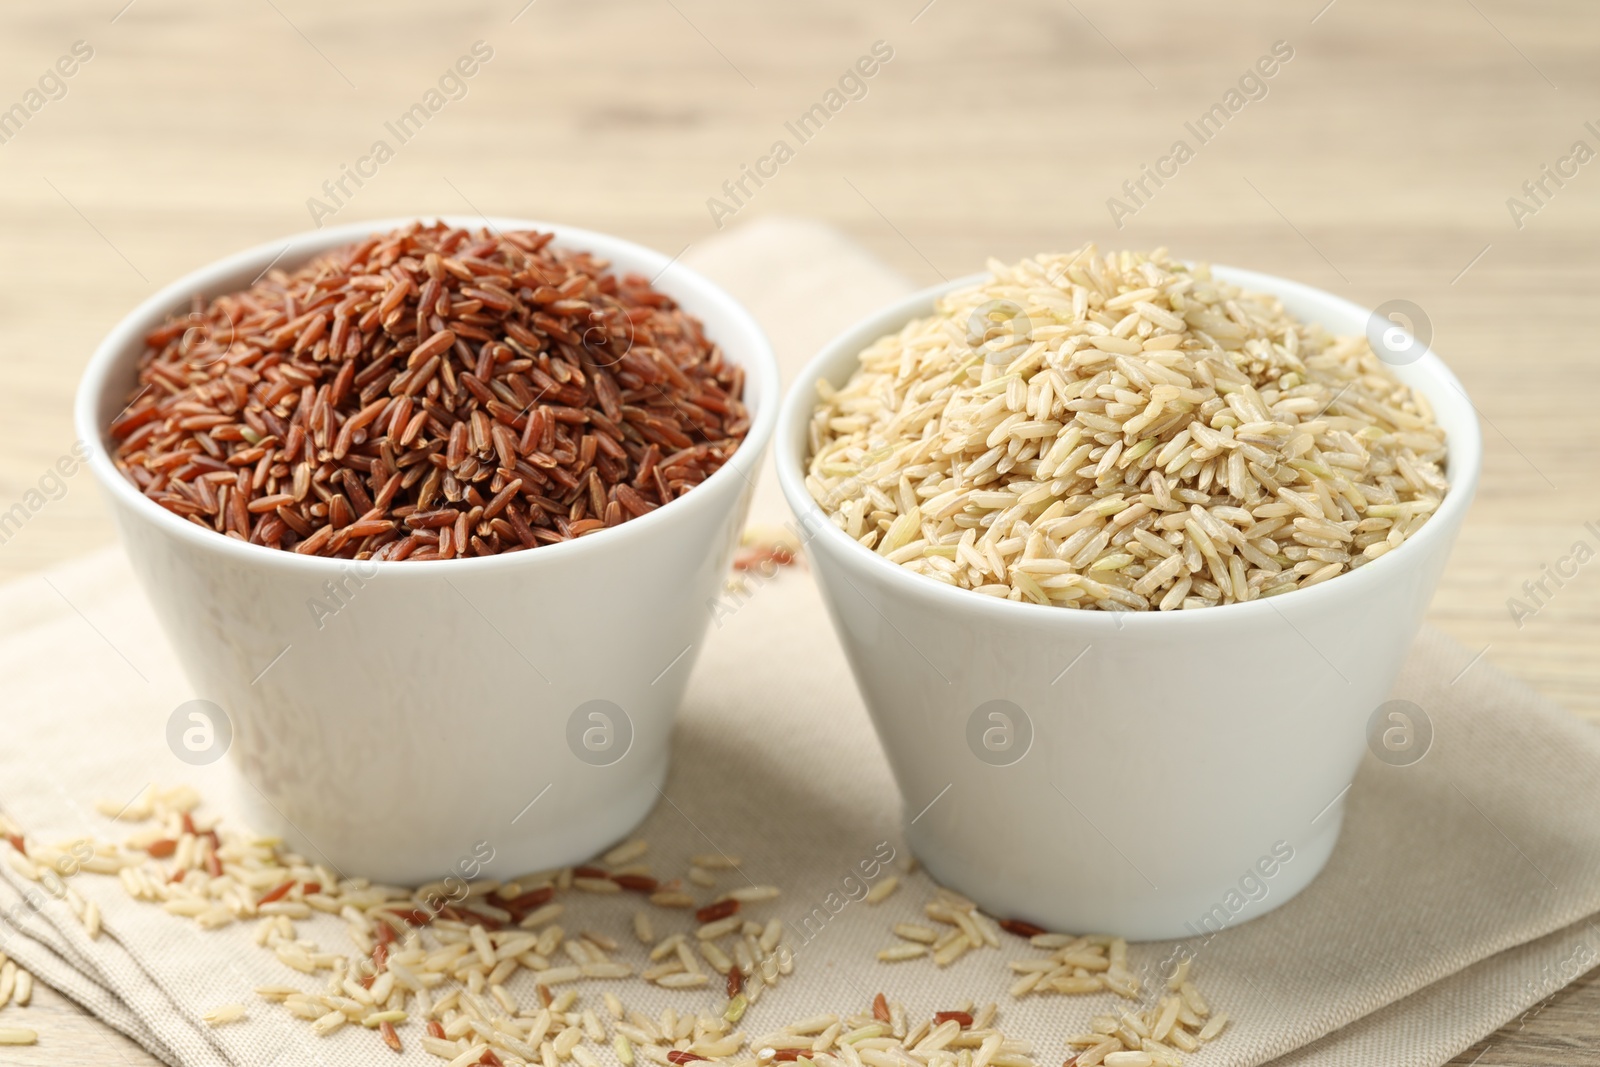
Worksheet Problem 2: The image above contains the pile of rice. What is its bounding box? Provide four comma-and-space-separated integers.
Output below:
805, 247, 1448, 610
8, 788, 1218, 1063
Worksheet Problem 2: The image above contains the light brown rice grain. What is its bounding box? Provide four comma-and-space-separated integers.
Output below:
893, 923, 939, 944
203, 1003, 247, 1027
876, 944, 927, 962
604, 839, 650, 867
864, 876, 900, 904
727, 885, 781, 903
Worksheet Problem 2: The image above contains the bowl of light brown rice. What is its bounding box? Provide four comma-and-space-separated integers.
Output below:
774, 246, 1480, 938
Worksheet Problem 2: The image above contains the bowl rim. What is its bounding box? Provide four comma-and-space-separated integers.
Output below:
75, 215, 780, 576
775, 264, 1483, 627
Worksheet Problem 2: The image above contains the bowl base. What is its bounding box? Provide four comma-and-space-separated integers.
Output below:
230, 754, 669, 888
909, 799, 1347, 942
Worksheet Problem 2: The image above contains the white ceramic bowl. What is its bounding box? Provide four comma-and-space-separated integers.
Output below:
776, 268, 1481, 940
77, 217, 778, 885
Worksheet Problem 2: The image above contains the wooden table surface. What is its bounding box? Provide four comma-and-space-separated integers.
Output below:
1, 1, 1596, 1062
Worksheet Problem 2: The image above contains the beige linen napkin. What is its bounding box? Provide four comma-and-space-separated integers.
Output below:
1, 218, 1598, 1067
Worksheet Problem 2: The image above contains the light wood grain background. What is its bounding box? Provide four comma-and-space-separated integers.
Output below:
1, 1, 1596, 1062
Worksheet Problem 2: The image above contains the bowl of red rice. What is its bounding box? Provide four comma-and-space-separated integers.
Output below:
76, 217, 779, 883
